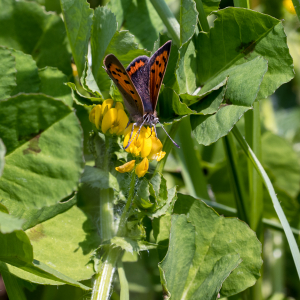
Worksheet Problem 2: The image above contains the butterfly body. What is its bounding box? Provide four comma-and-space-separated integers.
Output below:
103, 40, 179, 148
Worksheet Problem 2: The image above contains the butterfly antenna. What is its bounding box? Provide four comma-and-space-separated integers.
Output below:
157, 121, 180, 148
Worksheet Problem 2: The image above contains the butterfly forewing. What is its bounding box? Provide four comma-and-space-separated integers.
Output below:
103, 54, 144, 118
149, 41, 172, 111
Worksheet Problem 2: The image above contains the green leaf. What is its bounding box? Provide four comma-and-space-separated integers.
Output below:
121, 0, 165, 50
173, 194, 262, 298
66, 82, 101, 106
261, 132, 300, 198
149, 173, 168, 206
196, 8, 294, 100
81, 58, 102, 97
0, 211, 24, 233
191, 105, 250, 145
10, 49, 40, 96
81, 166, 119, 191
134, 179, 153, 210
91, 6, 150, 93
9, 195, 77, 231
180, 0, 198, 45
0, 227, 91, 289
201, 0, 221, 16
158, 214, 195, 299
0, 0, 72, 76
0, 94, 84, 212
189, 254, 242, 300
60, 0, 93, 76
1, 269, 27, 300
0, 139, 5, 177
5, 205, 99, 285
102, 236, 158, 254
106, 0, 132, 30
38, 67, 73, 107
0, 47, 16, 101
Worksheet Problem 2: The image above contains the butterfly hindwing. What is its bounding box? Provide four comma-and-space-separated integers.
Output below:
149, 41, 172, 111
103, 54, 144, 118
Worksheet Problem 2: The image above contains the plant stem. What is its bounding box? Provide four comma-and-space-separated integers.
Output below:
117, 260, 129, 300
99, 188, 115, 242
117, 170, 136, 237
150, 0, 180, 46
155, 121, 181, 174
91, 247, 122, 300
232, 125, 300, 280
195, 0, 210, 32
222, 133, 249, 224
177, 116, 210, 199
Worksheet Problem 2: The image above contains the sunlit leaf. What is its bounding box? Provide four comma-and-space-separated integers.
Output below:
0, 94, 84, 212
0, 211, 24, 234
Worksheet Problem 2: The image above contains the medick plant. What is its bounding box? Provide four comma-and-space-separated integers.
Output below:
0, 0, 300, 300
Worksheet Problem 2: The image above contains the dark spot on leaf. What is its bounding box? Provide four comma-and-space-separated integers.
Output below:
236, 40, 256, 56
151, 69, 155, 73
130, 90, 134, 94
124, 80, 130, 84
23, 134, 42, 155
26, 224, 45, 241
159, 72, 162, 78
202, 167, 209, 176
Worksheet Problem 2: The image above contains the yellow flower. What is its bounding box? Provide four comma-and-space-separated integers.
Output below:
89, 100, 129, 135
135, 157, 149, 178
89, 104, 102, 129
102, 108, 129, 135
283, 0, 296, 13
115, 160, 136, 173
123, 125, 153, 157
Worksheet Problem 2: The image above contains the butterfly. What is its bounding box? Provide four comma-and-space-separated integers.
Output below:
103, 40, 179, 148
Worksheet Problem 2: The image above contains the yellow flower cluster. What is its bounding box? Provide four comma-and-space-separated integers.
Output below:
89, 99, 129, 135
89, 100, 165, 178
116, 124, 166, 177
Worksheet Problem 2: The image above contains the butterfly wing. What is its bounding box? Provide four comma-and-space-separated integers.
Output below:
149, 41, 172, 111
103, 54, 144, 119
126, 56, 153, 113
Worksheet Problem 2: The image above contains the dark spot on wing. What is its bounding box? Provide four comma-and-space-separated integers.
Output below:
123, 72, 126, 75
116, 68, 122, 73
107, 63, 111, 68
135, 100, 137, 102
159, 63, 161, 67
115, 79, 119, 82
117, 73, 121, 77
130, 90, 134, 94
124, 80, 130, 84
156, 84, 159, 88
163, 56, 166, 63
112, 71, 116, 75
155, 60, 159, 65
159, 72, 162, 78
151, 69, 155, 73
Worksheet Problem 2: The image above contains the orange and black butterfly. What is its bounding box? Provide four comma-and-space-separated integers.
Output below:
103, 40, 179, 148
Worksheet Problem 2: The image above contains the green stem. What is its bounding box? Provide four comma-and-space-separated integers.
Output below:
150, 0, 180, 46
222, 133, 249, 224
195, 0, 210, 32
232, 125, 300, 280
2, 267, 27, 300
177, 116, 210, 199
117, 260, 129, 300
117, 170, 136, 237
155, 121, 181, 174
91, 247, 122, 300
99, 188, 115, 242
291, 0, 300, 20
